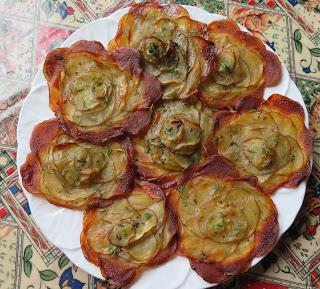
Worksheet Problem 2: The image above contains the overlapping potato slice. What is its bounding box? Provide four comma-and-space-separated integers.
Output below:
81, 181, 178, 287
133, 100, 216, 183
210, 94, 313, 193
20, 119, 135, 208
200, 19, 281, 109
108, 2, 216, 100
44, 40, 162, 144
169, 156, 278, 283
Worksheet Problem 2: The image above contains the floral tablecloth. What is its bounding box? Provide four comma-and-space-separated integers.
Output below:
0, 0, 319, 288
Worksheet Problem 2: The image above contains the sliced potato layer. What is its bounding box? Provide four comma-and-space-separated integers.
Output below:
20, 119, 135, 208
133, 100, 215, 182
169, 156, 278, 283
200, 19, 281, 109
211, 94, 312, 193
81, 182, 178, 287
108, 2, 216, 100
44, 40, 162, 144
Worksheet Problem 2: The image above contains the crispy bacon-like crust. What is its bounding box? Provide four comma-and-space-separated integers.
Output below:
199, 19, 282, 109
43, 40, 162, 145
81, 181, 178, 287
20, 119, 135, 209
169, 156, 279, 283
211, 94, 313, 194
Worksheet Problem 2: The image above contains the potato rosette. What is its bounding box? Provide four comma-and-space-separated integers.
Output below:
44, 40, 162, 144
133, 100, 215, 183
81, 181, 178, 287
200, 19, 282, 109
209, 94, 313, 193
20, 119, 135, 208
108, 2, 216, 100
169, 156, 278, 283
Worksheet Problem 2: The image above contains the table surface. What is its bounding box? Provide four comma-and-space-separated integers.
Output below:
0, 0, 319, 288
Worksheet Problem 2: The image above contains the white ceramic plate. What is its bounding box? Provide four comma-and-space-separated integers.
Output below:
17, 5, 308, 289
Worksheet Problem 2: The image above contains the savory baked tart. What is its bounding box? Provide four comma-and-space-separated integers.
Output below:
133, 100, 215, 184
44, 40, 162, 144
209, 94, 313, 193
20, 119, 135, 208
200, 19, 282, 109
169, 156, 279, 283
81, 181, 178, 287
108, 2, 216, 100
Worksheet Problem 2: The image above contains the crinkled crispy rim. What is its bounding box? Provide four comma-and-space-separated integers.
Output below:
20, 119, 135, 209
81, 181, 179, 287
199, 19, 282, 109
209, 94, 313, 194
43, 40, 162, 145
169, 155, 279, 283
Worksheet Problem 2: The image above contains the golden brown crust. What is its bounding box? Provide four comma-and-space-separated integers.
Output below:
81, 182, 178, 287
169, 156, 278, 283
20, 119, 135, 209
44, 40, 161, 144
200, 19, 282, 109
212, 94, 313, 194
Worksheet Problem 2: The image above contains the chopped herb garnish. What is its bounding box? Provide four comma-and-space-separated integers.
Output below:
230, 140, 239, 147
145, 143, 151, 154
107, 148, 112, 156
144, 212, 153, 220
106, 245, 118, 256
165, 127, 174, 135
132, 220, 140, 228
214, 219, 225, 233
263, 142, 272, 156
104, 95, 109, 104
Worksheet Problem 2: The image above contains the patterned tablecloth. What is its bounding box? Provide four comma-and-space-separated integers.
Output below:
0, 0, 319, 288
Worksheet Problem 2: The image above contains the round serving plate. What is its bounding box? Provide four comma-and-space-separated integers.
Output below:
17, 5, 309, 289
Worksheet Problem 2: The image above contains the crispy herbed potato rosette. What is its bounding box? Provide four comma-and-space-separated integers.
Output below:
108, 2, 216, 100
169, 156, 278, 283
133, 100, 215, 183
44, 40, 162, 144
81, 181, 178, 287
209, 94, 313, 193
20, 119, 135, 208
200, 19, 281, 109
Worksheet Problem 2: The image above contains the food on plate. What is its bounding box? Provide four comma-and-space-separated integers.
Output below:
209, 94, 313, 193
108, 2, 216, 100
20, 119, 135, 208
199, 19, 282, 109
133, 100, 215, 183
169, 156, 279, 283
43, 40, 162, 144
81, 181, 178, 287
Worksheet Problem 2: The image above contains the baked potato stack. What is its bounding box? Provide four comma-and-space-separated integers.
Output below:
20, 2, 312, 287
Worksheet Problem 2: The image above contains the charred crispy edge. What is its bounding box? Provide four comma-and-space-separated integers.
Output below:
208, 19, 240, 34
178, 155, 240, 187
190, 259, 250, 284
81, 182, 178, 287
259, 50, 282, 87
235, 95, 264, 113
67, 40, 109, 58
43, 48, 67, 112
110, 47, 143, 75
192, 36, 217, 80
29, 119, 63, 155
139, 72, 163, 109
20, 153, 42, 196
108, 13, 132, 51
43, 48, 67, 86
